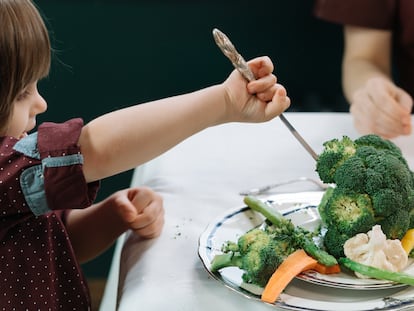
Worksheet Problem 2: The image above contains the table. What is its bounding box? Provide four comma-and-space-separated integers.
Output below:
100, 112, 414, 311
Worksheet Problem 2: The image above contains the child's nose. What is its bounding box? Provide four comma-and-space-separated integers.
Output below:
34, 93, 47, 114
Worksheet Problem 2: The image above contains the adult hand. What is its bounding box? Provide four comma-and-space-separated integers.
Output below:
350, 77, 412, 138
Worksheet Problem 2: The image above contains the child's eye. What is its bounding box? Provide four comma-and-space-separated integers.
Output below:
16, 90, 30, 101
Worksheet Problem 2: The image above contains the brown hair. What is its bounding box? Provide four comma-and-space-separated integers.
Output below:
0, 0, 51, 133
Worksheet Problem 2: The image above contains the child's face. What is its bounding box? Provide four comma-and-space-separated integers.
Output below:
6, 81, 47, 139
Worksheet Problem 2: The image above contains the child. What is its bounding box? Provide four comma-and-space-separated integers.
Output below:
0, 0, 290, 309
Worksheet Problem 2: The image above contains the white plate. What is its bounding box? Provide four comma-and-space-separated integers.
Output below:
198, 191, 414, 311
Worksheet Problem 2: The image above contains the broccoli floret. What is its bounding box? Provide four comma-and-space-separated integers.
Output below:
245, 196, 337, 266
239, 229, 294, 286
371, 188, 404, 217
334, 156, 367, 191
237, 227, 271, 253
378, 209, 411, 240
210, 252, 243, 271
355, 134, 401, 153
410, 208, 414, 229
222, 240, 239, 252
316, 134, 414, 258
316, 136, 356, 184
364, 151, 413, 199
317, 186, 335, 224
211, 196, 338, 287
316, 152, 344, 184
324, 188, 376, 237
355, 134, 408, 166
323, 226, 350, 258
211, 227, 295, 287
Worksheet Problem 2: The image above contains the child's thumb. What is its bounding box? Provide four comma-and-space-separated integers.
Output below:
121, 200, 139, 223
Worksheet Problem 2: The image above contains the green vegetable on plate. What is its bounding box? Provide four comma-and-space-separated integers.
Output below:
210, 196, 337, 287
339, 257, 414, 286
316, 134, 414, 258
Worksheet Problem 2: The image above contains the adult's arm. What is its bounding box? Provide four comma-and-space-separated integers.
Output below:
342, 25, 392, 102
341, 26, 412, 138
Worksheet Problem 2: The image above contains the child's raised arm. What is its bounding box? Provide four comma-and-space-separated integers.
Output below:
79, 56, 290, 182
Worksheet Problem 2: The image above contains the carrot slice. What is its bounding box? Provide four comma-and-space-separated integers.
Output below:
312, 262, 341, 274
261, 249, 317, 304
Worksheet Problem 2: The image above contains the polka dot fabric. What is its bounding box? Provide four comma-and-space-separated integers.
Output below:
0, 119, 99, 310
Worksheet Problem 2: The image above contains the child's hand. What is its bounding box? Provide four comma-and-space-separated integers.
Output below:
64, 187, 164, 262
116, 187, 165, 238
222, 56, 290, 123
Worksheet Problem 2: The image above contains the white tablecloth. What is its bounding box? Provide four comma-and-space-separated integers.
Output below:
100, 112, 414, 311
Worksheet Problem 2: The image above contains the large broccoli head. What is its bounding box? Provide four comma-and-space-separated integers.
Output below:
316, 134, 414, 257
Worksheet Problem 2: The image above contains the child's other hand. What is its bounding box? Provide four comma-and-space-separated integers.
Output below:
116, 187, 165, 238
222, 56, 290, 123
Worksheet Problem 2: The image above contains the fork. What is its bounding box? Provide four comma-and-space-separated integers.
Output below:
239, 177, 330, 196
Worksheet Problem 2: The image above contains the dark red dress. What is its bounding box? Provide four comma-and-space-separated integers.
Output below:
0, 118, 99, 310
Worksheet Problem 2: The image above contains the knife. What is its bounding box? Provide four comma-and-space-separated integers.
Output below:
212, 28, 319, 161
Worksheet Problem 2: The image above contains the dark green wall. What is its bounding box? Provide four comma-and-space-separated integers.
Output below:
33, 0, 344, 277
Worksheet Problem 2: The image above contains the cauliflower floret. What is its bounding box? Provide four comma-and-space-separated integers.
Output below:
344, 225, 408, 278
